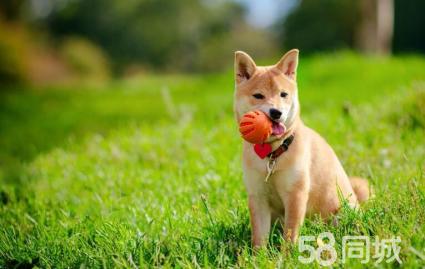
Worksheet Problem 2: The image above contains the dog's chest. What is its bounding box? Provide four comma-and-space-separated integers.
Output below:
265, 182, 285, 212
269, 167, 298, 197
245, 164, 300, 209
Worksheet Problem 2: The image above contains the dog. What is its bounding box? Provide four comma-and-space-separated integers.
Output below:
233, 49, 370, 247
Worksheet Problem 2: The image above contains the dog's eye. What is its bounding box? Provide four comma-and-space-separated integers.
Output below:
252, 93, 265, 99
280, 92, 288, 98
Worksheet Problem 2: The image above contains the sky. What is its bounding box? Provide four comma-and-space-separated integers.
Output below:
238, 0, 299, 28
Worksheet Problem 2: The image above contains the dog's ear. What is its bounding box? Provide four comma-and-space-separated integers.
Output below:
235, 51, 256, 84
275, 49, 299, 80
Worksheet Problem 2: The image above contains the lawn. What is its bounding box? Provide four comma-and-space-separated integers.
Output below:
1, 52, 425, 268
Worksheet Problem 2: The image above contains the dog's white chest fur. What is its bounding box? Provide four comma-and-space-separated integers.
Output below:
243, 156, 303, 201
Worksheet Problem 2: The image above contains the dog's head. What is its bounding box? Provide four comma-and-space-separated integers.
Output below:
233, 49, 300, 142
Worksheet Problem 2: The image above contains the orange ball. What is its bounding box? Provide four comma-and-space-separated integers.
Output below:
239, 110, 272, 144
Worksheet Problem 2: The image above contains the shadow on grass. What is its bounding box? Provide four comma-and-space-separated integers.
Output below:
3, 257, 40, 269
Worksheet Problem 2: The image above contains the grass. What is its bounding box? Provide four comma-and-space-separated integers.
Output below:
0, 52, 425, 268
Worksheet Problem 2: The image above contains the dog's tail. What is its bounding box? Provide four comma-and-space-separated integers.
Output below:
350, 177, 371, 203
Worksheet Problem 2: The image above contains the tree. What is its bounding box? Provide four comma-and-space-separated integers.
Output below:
276, 0, 359, 54
43, 0, 256, 72
356, 0, 394, 55
393, 0, 425, 54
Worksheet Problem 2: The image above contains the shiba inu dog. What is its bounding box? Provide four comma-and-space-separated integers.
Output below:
233, 49, 370, 247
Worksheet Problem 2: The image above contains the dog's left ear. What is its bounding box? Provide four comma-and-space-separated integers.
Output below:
275, 49, 299, 80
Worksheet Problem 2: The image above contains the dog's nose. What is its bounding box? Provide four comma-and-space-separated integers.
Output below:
269, 108, 282, 120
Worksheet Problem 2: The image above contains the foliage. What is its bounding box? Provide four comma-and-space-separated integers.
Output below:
0, 21, 28, 84
278, 0, 425, 55
43, 0, 275, 73
0, 20, 111, 85
0, 0, 24, 21
0, 53, 425, 267
60, 36, 110, 82
393, 0, 425, 54
276, 0, 359, 53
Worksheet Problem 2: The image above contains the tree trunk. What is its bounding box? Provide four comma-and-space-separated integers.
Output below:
356, 0, 394, 55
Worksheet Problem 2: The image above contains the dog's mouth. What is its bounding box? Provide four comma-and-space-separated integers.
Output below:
271, 121, 286, 137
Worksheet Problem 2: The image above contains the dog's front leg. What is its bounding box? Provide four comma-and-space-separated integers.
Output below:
248, 194, 271, 248
279, 177, 309, 243
243, 168, 271, 248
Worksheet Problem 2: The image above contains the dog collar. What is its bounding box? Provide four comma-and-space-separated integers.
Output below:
269, 134, 295, 160
260, 134, 295, 182
253, 134, 295, 160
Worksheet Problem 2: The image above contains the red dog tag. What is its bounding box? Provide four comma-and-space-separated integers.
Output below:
254, 143, 272, 159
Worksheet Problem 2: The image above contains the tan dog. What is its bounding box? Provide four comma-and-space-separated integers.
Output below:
233, 49, 370, 247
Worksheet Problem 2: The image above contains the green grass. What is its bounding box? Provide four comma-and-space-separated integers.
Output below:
1, 52, 425, 268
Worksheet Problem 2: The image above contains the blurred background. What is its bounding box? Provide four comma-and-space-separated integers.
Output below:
1, 0, 424, 85
1, 0, 425, 184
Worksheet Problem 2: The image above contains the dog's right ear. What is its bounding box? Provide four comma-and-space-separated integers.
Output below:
235, 51, 256, 84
